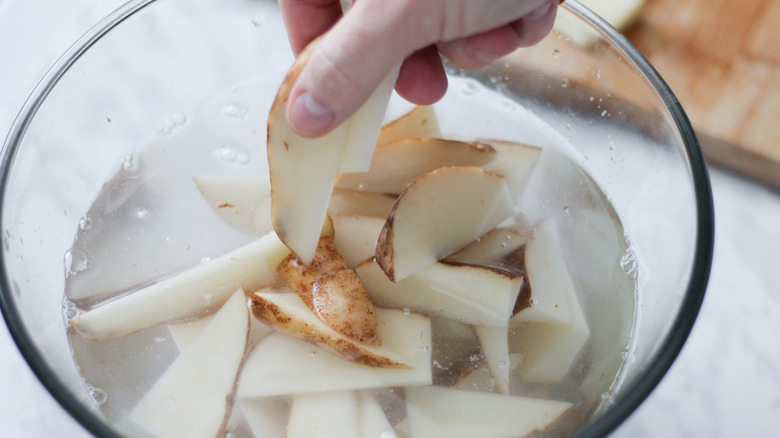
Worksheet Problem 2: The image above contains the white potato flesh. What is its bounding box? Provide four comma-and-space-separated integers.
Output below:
70, 231, 289, 339
287, 391, 360, 438
445, 227, 529, 267
452, 364, 497, 393
339, 67, 400, 172
237, 308, 432, 397
268, 40, 392, 265
358, 391, 397, 438
194, 175, 272, 235
509, 219, 591, 383
168, 313, 272, 352
376, 166, 514, 282
377, 104, 440, 147
331, 214, 386, 268
356, 260, 514, 327
481, 140, 542, 203
239, 397, 290, 438
335, 138, 496, 195
405, 386, 572, 438
129, 290, 249, 438
250, 292, 400, 367
328, 189, 397, 218
473, 325, 510, 394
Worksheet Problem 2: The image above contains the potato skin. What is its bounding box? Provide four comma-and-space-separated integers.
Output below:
278, 236, 380, 345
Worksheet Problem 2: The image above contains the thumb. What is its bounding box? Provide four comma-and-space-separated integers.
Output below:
285, 2, 417, 137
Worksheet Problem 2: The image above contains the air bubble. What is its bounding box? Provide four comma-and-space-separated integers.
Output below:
461, 81, 479, 96
214, 144, 250, 164
120, 153, 139, 173
552, 49, 561, 58
135, 208, 150, 220
78, 215, 93, 231
529, 298, 539, 307
620, 250, 638, 280
84, 382, 108, 405
403, 307, 411, 316
601, 110, 609, 117
64, 249, 93, 277
201, 256, 212, 264
419, 344, 429, 353
155, 336, 165, 343
221, 103, 249, 119
560, 78, 569, 88
158, 113, 188, 135
251, 13, 266, 27
63, 299, 80, 319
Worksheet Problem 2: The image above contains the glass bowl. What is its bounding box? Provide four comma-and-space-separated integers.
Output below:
0, 0, 713, 437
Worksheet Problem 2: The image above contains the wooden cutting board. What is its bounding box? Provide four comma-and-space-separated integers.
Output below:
623, 0, 780, 188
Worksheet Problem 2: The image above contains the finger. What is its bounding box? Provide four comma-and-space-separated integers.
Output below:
437, 0, 559, 70
279, 0, 344, 55
394, 46, 449, 105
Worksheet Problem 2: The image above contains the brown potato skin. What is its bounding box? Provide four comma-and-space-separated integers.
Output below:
278, 236, 380, 345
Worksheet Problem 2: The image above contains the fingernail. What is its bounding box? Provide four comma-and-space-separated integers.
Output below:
288, 91, 335, 136
526, 0, 553, 21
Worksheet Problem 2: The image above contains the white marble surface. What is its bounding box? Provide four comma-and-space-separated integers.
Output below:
2, 1, 780, 437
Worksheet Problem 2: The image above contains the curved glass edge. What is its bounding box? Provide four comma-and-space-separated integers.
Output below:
0, 0, 715, 437
561, 1, 715, 437
0, 1, 156, 437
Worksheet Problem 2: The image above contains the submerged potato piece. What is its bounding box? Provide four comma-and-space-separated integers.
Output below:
376, 166, 515, 282
129, 290, 249, 438
335, 138, 496, 195
194, 175, 272, 235
405, 386, 572, 438
277, 236, 379, 344
376, 104, 440, 146
331, 214, 386, 268
70, 232, 289, 339
473, 325, 510, 394
480, 140, 542, 202
509, 219, 591, 383
358, 391, 397, 438
356, 260, 519, 327
268, 38, 394, 265
445, 227, 529, 270
168, 312, 272, 352
251, 291, 402, 368
328, 189, 397, 218
239, 397, 290, 438
287, 391, 360, 438
238, 308, 432, 397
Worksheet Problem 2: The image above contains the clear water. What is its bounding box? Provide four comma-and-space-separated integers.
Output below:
64, 76, 636, 437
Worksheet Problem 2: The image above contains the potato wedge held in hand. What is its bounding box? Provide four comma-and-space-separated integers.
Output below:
278, 236, 379, 345
376, 166, 514, 282
267, 37, 395, 265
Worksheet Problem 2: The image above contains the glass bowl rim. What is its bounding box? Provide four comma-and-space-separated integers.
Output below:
0, 1, 714, 437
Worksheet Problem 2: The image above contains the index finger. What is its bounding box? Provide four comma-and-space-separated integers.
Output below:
279, 0, 346, 55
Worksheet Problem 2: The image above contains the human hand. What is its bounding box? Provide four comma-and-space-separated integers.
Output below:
279, 0, 560, 137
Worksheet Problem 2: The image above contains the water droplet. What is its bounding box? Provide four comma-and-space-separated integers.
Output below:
155, 336, 165, 343
498, 360, 508, 368
356, 183, 366, 191
64, 249, 93, 277
500, 242, 507, 247
221, 103, 249, 119
213, 144, 250, 164
84, 382, 108, 405
529, 298, 539, 307
135, 208, 150, 220
419, 344, 429, 353
552, 49, 561, 58
403, 307, 411, 316
158, 113, 188, 135
461, 81, 479, 96
600, 110, 609, 117
560, 78, 569, 88
78, 215, 93, 231
620, 250, 638, 280
201, 256, 212, 264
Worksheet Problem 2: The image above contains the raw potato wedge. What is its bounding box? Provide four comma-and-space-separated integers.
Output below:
194, 175, 272, 235
238, 308, 432, 397
277, 236, 379, 344
267, 37, 395, 265
129, 290, 249, 438
404, 386, 572, 438
509, 219, 591, 383
335, 138, 496, 195
168, 313, 273, 352
376, 166, 515, 282
473, 324, 511, 394
239, 397, 290, 438
376, 104, 440, 147
251, 291, 402, 367
358, 391, 397, 438
356, 260, 517, 327
328, 189, 397, 218
287, 391, 360, 438
70, 231, 289, 339
480, 140, 542, 202
331, 214, 386, 268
